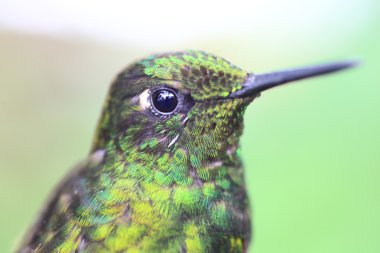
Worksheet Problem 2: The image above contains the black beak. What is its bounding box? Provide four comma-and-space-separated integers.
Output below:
228, 60, 358, 98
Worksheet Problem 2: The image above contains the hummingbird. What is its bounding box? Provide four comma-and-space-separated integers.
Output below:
17, 51, 355, 253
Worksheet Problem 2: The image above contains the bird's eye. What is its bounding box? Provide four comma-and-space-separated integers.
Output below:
152, 89, 178, 113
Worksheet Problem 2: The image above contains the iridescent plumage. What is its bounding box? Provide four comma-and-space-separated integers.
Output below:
19, 51, 252, 253
18, 51, 355, 253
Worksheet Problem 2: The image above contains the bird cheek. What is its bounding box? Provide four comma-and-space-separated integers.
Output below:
138, 89, 151, 111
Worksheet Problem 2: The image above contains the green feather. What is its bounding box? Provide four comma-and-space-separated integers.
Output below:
18, 50, 252, 253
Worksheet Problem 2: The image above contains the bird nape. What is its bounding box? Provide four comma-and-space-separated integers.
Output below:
17, 51, 356, 253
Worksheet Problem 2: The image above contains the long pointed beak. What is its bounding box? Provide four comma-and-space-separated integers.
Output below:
228, 60, 358, 98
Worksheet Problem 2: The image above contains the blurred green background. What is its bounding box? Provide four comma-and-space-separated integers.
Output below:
0, 0, 379, 252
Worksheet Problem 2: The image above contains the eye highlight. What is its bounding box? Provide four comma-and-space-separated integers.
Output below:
151, 89, 178, 114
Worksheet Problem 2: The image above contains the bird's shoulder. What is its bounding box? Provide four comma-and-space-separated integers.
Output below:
17, 149, 131, 252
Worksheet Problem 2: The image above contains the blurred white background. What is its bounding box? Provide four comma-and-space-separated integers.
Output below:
1, 0, 376, 47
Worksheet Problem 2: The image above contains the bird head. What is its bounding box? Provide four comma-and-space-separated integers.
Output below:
92, 50, 355, 164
